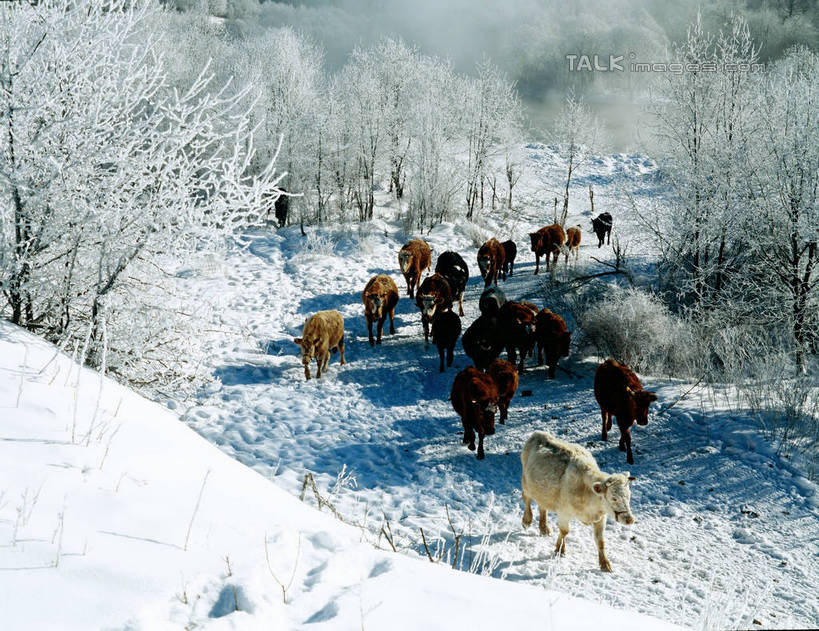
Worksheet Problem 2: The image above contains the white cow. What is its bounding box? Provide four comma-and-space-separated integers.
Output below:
520, 430, 636, 572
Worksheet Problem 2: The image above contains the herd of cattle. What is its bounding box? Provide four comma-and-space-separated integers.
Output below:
291, 212, 656, 571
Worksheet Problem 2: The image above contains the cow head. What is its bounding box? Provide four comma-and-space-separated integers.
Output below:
629, 388, 658, 425
366, 293, 384, 317
592, 474, 636, 525
528, 232, 541, 252
419, 294, 438, 319
293, 337, 318, 379
471, 389, 498, 436
398, 250, 412, 273
477, 254, 491, 278
508, 303, 537, 336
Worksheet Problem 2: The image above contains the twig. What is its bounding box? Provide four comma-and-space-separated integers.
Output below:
380, 513, 396, 553
183, 469, 210, 551
657, 377, 704, 416
419, 528, 435, 562
264, 531, 301, 604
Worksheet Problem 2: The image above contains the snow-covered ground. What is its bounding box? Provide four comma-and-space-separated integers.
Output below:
0, 308, 681, 630
1, 146, 816, 629
176, 146, 818, 629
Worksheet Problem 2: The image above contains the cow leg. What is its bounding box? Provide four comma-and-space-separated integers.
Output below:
446, 344, 454, 367
476, 432, 485, 459
499, 403, 507, 424
303, 364, 311, 381
537, 342, 544, 366
548, 361, 556, 380
315, 355, 323, 379
554, 518, 570, 557
338, 337, 346, 365
463, 423, 474, 447
509, 260, 514, 276
367, 317, 375, 346
389, 308, 396, 334
534, 255, 540, 275
624, 428, 634, 465
522, 487, 533, 528
593, 517, 612, 572
517, 350, 526, 374
438, 346, 445, 373
538, 507, 550, 535
601, 409, 608, 441
507, 346, 517, 368
422, 317, 430, 343
458, 294, 464, 317
376, 316, 384, 344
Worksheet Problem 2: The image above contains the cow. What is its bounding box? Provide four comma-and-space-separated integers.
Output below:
565, 226, 581, 262
462, 314, 504, 371
274, 188, 289, 227
450, 366, 499, 460
529, 224, 566, 274
501, 240, 517, 279
398, 239, 432, 298
499, 300, 538, 373
594, 359, 658, 465
435, 251, 469, 317
415, 273, 453, 343
478, 285, 506, 317
487, 358, 518, 424
477, 238, 506, 287
292, 310, 346, 380
591, 212, 612, 248
432, 309, 462, 373
535, 308, 571, 379
520, 430, 636, 573
362, 274, 399, 346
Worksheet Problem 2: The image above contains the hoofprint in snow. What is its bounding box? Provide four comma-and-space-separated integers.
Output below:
0, 320, 683, 630
178, 146, 818, 630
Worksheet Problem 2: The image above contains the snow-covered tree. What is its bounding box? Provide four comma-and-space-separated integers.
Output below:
0, 0, 280, 387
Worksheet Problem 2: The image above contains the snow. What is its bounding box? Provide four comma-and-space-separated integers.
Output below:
1, 145, 817, 629
0, 314, 681, 629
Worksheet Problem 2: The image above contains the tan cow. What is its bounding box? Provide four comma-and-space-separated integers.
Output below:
293, 310, 346, 380
398, 239, 432, 298
521, 430, 636, 572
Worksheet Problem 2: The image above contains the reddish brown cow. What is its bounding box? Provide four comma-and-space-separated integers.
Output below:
451, 366, 499, 460
565, 226, 581, 262
487, 359, 518, 424
499, 300, 539, 373
415, 273, 453, 343
535, 308, 571, 379
477, 238, 506, 287
501, 240, 517, 279
529, 224, 566, 274
594, 359, 658, 465
362, 274, 399, 346
398, 239, 431, 298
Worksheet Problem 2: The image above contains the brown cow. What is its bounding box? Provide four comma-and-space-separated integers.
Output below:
535, 309, 571, 379
477, 238, 506, 287
501, 240, 517, 279
432, 309, 462, 372
499, 300, 538, 373
362, 274, 399, 346
415, 273, 453, 343
565, 226, 581, 262
398, 239, 432, 298
529, 224, 566, 274
487, 358, 518, 424
451, 366, 499, 460
594, 359, 658, 465
293, 310, 346, 380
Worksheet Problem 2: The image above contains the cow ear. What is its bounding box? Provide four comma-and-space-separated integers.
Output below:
293, 338, 302, 346
646, 391, 658, 402
592, 482, 605, 494
627, 475, 636, 484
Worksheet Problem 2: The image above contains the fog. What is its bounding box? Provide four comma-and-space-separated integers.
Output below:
227, 0, 817, 150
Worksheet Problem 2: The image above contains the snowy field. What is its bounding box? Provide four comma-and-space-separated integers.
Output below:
170, 145, 817, 629
1, 145, 817, 629
0, 321, 682, 630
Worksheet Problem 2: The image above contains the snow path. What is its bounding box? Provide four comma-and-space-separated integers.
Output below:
181, 149, 819, 629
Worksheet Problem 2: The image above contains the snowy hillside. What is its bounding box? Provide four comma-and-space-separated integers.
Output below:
0, 320, 685, 630
169, 146, 818, 630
